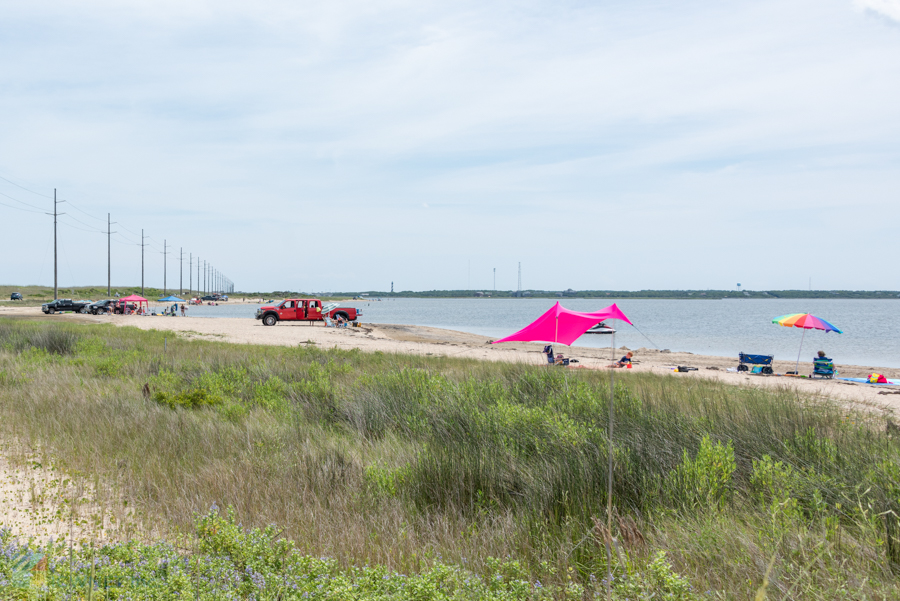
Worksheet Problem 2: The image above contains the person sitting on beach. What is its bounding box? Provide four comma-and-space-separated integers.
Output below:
815, 350, 831, 361
609, 351, 634, 368
543, 345, 555, 365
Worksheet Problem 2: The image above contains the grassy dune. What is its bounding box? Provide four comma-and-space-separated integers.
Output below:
0, 318, 898, 599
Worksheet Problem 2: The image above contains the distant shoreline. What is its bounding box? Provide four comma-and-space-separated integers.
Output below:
238, 290, 900, 301
3, 286, 899, 302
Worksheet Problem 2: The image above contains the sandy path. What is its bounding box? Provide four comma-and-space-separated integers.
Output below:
3, 305, 899, 413
0, 441, 147, 545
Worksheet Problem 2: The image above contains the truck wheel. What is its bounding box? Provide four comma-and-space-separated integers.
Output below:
48, 308, 55, 314
263, 314, 278, 326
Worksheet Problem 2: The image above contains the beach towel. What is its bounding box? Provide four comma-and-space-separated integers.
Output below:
838, 377, 900, 386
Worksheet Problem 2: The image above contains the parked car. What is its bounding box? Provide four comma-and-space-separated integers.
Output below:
87, 299, 120, 314
10, 292, 22, 300
41, 299, 89, 314
201, 295, 218, 301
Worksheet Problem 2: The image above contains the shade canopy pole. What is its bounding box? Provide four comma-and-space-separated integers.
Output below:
606, 330, 615, 600
795, 326, 807, 375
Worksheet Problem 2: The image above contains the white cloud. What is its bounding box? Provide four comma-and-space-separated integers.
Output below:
0, 1, 899, 291
856, 0, 900, 22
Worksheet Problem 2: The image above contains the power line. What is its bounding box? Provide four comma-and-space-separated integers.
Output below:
1, 170, 236, 294
0, 198, 45, 214
0, 174, 53, 199
0, 191, 45, 211
118, 223, 141, 237
60, 213, 104, 232
62, 199, 106, 223
57, 221, 102, 234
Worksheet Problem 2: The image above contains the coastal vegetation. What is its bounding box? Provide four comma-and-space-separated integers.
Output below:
0, 318, 898, 599
254, 289, 900, 300
3, 284, 898, 303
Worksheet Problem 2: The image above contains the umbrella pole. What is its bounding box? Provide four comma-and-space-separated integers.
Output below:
606, 330, 615, 600
795, 327, 807, 374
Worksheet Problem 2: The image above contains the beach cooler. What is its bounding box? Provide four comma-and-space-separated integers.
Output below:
738, 352, 774, 374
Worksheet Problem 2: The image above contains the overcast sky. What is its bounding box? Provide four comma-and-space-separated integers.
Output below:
1, 0, 898, 293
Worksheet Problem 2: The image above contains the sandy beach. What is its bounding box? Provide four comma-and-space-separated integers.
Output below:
2, 304, 898, 413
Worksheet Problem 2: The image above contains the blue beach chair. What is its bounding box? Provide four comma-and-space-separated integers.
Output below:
738, 353, 774, 375
811, 357, 835, 379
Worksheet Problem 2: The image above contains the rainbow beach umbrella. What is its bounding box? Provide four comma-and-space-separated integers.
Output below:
772, 313, 842, 374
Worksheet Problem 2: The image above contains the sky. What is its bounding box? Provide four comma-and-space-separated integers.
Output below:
1, 0, 899, 293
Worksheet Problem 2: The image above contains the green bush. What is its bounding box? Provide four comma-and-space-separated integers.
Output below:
667, 436, 736, 510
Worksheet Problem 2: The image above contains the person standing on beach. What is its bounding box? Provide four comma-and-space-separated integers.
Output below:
181, 304, 186, 317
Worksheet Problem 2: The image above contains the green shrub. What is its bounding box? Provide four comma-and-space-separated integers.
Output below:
364, 463, 411, 497
667, 436, 736, 510
153, 387, 223, 409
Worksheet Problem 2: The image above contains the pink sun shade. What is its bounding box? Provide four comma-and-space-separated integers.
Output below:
491, 302, 633, 346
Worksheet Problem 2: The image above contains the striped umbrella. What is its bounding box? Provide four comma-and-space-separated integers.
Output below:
772, 313, 842, 374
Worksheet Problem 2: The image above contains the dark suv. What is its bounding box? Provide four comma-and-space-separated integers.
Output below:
10, 292, 22, 300
41, 299, 89, 314
87, 299, 117, 314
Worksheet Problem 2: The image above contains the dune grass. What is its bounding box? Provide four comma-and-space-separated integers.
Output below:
0, 318, 898, 599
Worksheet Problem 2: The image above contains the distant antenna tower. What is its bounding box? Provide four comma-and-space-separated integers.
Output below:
391, 281, 394, 294
493, 267, 496, 292
517, 262, 522, 297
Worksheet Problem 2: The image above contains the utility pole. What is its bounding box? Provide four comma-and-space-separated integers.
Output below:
54, 189, 58, 299
104, 214, 116, 297
141, 229, 149, 297
46, 190, 67, 300
189, 253, 192, 297
179, 248, 183, 295
162, 239, 168, 296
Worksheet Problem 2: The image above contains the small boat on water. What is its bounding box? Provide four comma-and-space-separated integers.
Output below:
585, 322, 616, 334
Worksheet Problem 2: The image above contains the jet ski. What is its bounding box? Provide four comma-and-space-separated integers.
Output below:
585, 322, 616, 334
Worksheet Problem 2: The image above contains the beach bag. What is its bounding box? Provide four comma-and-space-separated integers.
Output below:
868, 373, 888, 384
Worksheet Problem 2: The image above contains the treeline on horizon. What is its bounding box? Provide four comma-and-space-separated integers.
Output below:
7, 285, 900, 301
243, 289, 900, 300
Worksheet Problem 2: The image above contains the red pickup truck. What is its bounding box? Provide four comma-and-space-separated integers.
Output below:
255, 299, 361, 326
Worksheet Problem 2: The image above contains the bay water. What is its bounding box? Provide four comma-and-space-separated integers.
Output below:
182, 298, 899, 368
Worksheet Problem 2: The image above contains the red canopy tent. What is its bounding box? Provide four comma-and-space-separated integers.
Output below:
118, 294, 149, 315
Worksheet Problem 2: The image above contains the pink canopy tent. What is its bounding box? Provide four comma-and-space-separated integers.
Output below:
117, 294, 148, 314
491, 302, 633, 346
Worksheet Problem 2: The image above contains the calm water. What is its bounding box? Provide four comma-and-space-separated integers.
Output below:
182, 298, 900, 368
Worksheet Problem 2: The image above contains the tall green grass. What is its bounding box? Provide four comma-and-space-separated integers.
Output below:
0, 318, 898, 598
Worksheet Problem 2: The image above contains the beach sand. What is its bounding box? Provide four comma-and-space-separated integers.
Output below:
2, 305, 898, 413
0, 440, 147, 545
